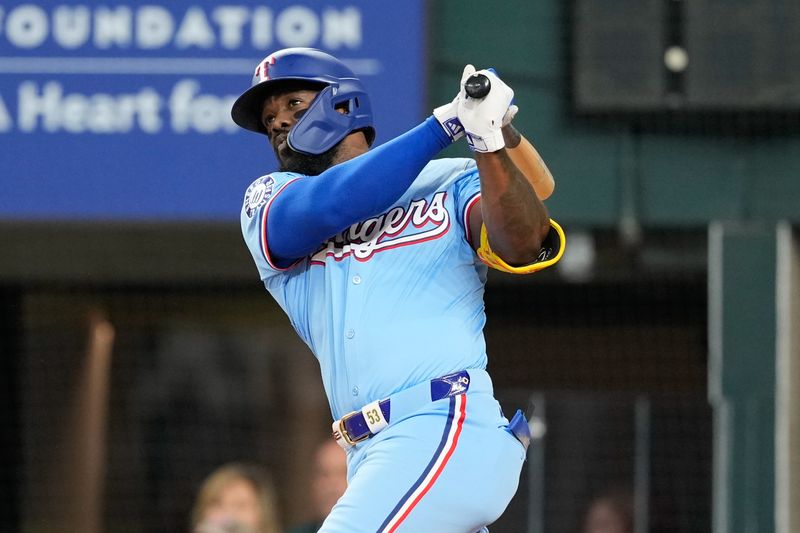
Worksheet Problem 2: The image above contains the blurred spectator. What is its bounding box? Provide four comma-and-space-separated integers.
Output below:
286, 440, 347, 533
192, 463, 281, 533
581, 486, 634, 533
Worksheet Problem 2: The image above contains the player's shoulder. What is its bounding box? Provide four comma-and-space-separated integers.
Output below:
242, 170, 302, 193
415, 157, 477, 190
421, 157, 477, 177
241, 171, 301, 219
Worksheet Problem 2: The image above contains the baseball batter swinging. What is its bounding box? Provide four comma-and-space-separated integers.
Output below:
232, 48, 565, 532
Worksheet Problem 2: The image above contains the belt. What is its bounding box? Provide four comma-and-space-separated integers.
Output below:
332, 369, 491, 450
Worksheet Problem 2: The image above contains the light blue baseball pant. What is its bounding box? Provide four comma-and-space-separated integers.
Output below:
319, 377, 526, 532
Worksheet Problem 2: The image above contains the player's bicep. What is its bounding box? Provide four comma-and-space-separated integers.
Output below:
266, 177, 346, 266
453, 167, 482, 250
265, 180, 309, 267
467, 198, 484, 251
241, 174, 310, 272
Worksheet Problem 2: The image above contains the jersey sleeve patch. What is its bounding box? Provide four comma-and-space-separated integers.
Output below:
243, 175, 275, 218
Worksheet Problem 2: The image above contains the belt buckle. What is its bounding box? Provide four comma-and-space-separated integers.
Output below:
338, 410, 370, 446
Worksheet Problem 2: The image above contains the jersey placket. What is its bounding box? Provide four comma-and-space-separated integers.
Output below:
341, 259, 366, 410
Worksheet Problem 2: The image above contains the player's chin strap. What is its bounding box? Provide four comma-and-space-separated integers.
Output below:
477, 219, 566, 274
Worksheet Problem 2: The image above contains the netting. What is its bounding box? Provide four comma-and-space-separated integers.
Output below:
486, 233, 710, 533
0, 227, 712, 533
11, 287, 329, 532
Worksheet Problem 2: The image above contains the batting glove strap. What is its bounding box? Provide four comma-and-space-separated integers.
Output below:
432, 97, 464, 142
477, 219, 566, 274
465, 130, 506, 153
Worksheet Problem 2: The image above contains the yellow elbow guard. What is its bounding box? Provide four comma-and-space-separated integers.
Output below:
477, 219, 566, 274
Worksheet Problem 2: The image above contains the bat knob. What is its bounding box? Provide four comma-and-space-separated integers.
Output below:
465, 74, 491, 99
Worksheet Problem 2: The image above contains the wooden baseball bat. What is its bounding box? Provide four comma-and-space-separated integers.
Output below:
465, 73, 555, 200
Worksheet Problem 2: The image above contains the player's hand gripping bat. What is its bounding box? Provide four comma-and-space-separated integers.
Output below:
465, 73, 555, 200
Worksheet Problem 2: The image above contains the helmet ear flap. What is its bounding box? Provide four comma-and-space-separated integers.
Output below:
287, 81, 374, 155
288, 86, 352, 155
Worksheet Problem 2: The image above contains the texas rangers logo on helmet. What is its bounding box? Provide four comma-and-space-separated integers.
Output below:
254, 55, 277, 82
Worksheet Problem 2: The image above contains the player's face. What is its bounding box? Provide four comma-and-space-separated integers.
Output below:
259, 88, 341, 176
261, 89, 319, 160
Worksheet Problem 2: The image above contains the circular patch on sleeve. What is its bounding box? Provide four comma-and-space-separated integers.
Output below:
243, 175, 275, 218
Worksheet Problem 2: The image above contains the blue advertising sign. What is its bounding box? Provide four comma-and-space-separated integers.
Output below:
0, 1, 426, 220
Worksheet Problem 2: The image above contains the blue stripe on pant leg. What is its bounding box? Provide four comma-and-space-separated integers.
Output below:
376, 396, 457, 532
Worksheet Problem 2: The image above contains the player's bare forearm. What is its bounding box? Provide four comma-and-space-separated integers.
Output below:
474, 148, 551, 265
502, 123, 556, 200
502, 123, 523, 148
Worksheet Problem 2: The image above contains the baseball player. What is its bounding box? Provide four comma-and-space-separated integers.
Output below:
232, 48, 564, 532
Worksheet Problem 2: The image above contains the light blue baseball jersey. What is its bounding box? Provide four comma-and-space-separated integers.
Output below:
240, 157, 488, 420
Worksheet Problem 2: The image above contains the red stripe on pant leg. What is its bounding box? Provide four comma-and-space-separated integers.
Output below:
385, 395, 467, 533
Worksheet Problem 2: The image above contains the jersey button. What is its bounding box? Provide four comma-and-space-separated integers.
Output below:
352, 275, 362, 285
352, 386, 359, 396
345, 329, 355, 339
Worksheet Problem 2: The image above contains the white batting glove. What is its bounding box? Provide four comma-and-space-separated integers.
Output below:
457, 65, 514, 152
433, 94, 464, 142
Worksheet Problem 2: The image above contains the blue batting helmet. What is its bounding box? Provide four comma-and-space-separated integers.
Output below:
231, 47, 375, 155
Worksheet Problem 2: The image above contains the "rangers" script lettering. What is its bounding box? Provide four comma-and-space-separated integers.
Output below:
311, 191, 450, 263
